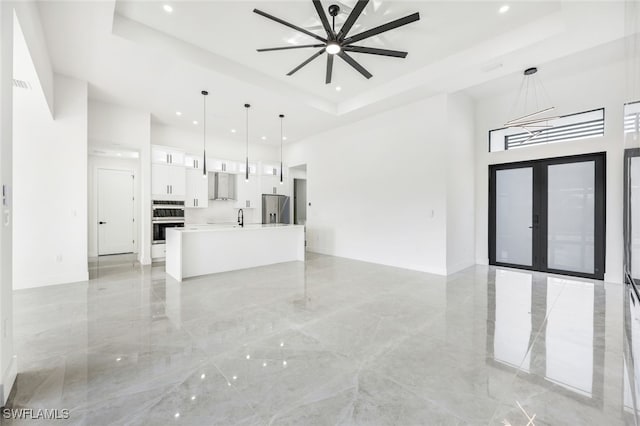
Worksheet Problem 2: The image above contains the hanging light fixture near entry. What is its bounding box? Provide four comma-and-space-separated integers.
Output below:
504, 67, 560, 142
244, 104, 251, 182
201, 90, 208, 178
279, 114, 285, 184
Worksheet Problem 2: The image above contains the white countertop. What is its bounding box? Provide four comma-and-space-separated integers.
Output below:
172, 224, 304, 234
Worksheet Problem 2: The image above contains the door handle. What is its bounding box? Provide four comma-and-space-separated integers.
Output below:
99, 221, 107, 224
528, 226, 533, 229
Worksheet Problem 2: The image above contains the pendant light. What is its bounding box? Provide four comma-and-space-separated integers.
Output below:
279, 114, 284, 185
201, 90, 208, 178
504, 67, 559, 142
244, 103, 250, 182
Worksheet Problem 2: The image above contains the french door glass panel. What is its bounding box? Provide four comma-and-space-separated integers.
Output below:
547, 161, 595, 274
495, 167, 533, 266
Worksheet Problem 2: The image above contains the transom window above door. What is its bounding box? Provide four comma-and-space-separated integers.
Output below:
489, 108, 605, 152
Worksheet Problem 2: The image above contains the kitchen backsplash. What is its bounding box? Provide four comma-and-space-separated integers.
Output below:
185, 200, 258, 225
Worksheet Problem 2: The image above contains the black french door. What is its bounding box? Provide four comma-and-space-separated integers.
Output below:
625, 148, 640, 288
489, 152, 606, 280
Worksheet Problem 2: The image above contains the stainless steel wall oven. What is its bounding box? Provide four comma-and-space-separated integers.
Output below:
152, 200, 184, 244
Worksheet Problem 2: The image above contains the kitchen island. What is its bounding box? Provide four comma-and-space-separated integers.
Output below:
165, 224, 305, 281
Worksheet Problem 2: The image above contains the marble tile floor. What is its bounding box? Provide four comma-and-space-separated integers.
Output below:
3, 253, 637, 425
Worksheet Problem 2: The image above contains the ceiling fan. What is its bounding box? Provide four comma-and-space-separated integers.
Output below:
253, 0, 420, 84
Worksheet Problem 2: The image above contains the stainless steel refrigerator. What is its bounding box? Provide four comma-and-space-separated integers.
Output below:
262, 194, 290, 224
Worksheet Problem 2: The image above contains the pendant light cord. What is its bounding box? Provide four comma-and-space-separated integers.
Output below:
201, 90, 208, 176
279, 114, 284, 183
245, 104, 250, 181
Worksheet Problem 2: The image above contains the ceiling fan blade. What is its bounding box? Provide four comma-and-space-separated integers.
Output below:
312, 0, 334, 37
287, 48, 326, 76
343, 46, 407, 58
257, 44, 325, 52
254, 9, 327, 43
326, 54, 334, 84
337, 0, 369, 40
337, 51, 372, 79
343, 12, 420, 44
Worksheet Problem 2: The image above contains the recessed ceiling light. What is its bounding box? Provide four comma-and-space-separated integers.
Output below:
175, 111, 182, 116
499, 5, 510, 14
163, 4, 173, 13
193, 120, 198, 125
261, 136, 267, 140
282, 136, 287, 141
335, 86, 342, 92
231, 129, 236, 133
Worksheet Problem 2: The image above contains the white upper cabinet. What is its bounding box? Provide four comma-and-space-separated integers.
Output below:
169, 166, 186, 197
235, 175, 260, 209
151, 164, 170, 197
185, 153, 205, 170
152, 146, 185, 166
152, 163, 186, 200
261, 163, 280, 177
260, 174, 289, 197
185, 169, 209, 208
208, 158, 237, 173
237, 161, 258, 175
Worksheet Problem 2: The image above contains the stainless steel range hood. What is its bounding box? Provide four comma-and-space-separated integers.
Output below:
208, 172, 236, 200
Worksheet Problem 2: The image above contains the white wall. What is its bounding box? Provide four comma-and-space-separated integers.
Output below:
88, 156, 140, 257
88, 100, 150, 262
474, 61, 626, 283
13, 74, 89, 289
285, 94, 472, 275
152, 123, 279, 226
0, 0, 15, 405
446, 93, 476, 273
89, 100, 149, 149
13, 1, 53, 117
151, 123, 279, 161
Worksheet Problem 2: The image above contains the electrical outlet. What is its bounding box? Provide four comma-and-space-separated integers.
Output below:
56, 254, 63, 263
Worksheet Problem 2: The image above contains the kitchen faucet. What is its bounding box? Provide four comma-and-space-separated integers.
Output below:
237, 209, 244, 227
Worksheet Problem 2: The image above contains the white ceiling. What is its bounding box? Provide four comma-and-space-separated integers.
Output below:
35, 0, 631, 145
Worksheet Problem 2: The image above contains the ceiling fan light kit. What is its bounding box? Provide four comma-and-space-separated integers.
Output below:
254, 0, 420, 84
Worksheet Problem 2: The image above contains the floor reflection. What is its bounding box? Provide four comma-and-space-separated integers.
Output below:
6, 257, 633, 425
624, 280, 640, 424
487, 268, 615, 425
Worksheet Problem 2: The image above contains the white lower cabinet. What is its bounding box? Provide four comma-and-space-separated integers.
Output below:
151, 244, 166, 259
185, 169, 209, 208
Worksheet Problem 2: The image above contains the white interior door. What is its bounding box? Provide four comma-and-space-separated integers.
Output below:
98, 169, 134, 255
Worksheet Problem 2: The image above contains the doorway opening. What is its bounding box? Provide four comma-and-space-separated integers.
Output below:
290, 164, 307, 247
489, 152, 606, 280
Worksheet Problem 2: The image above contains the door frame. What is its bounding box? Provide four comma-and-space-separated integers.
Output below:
489, 152, 606, 280
97, 167, 136, 256
625, 148, 640, 288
